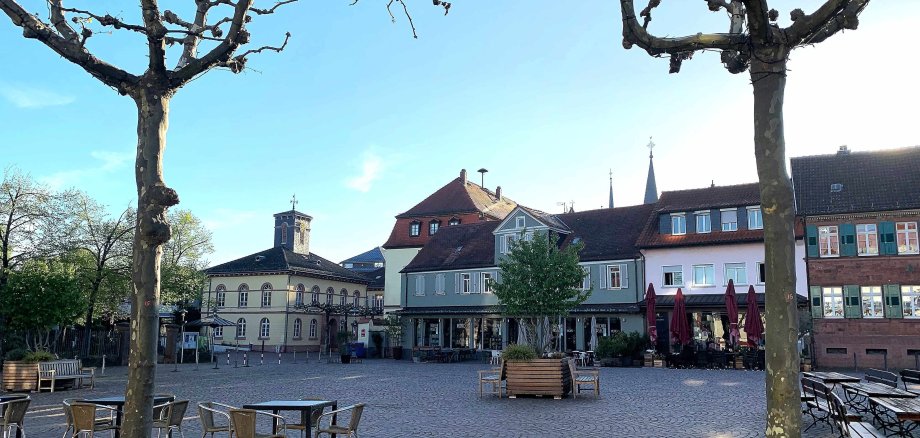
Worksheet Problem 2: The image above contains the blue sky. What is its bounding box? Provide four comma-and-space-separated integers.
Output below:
2, 1, 918, 266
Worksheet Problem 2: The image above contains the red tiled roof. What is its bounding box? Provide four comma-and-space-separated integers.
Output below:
396, 177, 516, 220
655, 183, 761, 213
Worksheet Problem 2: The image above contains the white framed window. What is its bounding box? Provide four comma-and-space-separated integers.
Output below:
409, 221, 420, 237
896, 222, 919, 254
662, 265, 683, 288
259, 318, 270, 338
523, 231, 534, 242
692, 264, 715, 287
747, 207, 763, 230
373, 294, 383, 308
309, 319, 317, 338
695, 212, 711, 234
214, 326, 223, 338
822, 287, 844, 318
581, 266, 591, 290
215, 285, 226, 308
449, 217, 461, 226
501, 234, 516, 254
603, 264, 628, 289
481, 272, 493, 293
856, 224, 879, 256
415, 276, 425, 296
326, 287, 334, 304
236, 318, 246, 338
671, 214, 686, 235
861, 286, 883, 318
340, 289, 348, 306
293, 318, 302, 338
721, 209, 738, 232
295, 284, 305, 306
756, 262, 766, 285
311, 286, 320, 304
429, 220, 440, 235
724, 263, 747, 285
435, 274, 445, 295
516, 216, 525, 229
902, 286, 920, 318
281, 223, 288, 244
238, 284, 249, 307
461, 273, 471, 293
261, 283, 272, 307
819, 226, 840, 257
353, 291, 360, 306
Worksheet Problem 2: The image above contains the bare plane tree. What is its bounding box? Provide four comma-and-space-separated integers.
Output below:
618, 1, 869, 435
0, 0, 297, 435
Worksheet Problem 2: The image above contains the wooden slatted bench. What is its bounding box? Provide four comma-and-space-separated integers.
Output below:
829, 392, 885, 438
900, 369, 920, 393
37, 359, 95, 392
865, 368, 898, 388
504, 359, 571, 400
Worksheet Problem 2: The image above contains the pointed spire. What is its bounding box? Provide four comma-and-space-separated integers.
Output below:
608, 169, 614, 209
644, 137, 659, 204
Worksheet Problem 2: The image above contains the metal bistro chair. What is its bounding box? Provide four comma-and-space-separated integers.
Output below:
63, 398, 115, 438
0, 398, 30, 438
197, 402, 235, 438
284, 398, 332, 438
314, 404, 365, 438
153, 399, 189, 438
229, 409, 287, 438
70, 402, 120, 438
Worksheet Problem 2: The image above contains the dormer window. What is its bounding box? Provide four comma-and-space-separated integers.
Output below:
449, 217, 461, 226
671, 213, 686, 235
695, 211, 711, 234
721, 209, 738, 232
409, 221, 421, 237
516, 216, 526, 229
429, 220, 441, 235
747, 207, 763, 230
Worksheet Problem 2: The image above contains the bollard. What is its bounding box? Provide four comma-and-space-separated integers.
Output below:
278, 352, 282, 365
260, 351, 264, 366
243, 352, 250, 367
293, 350, 297, 364
101, 355, 106, 376
227, 351, 231, 366
195, 349, 199, 370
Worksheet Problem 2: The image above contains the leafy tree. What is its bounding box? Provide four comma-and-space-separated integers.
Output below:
617, 1, 869, 434
160, 209, 213, 306
0, 260, 85, 351
492, 230, 588, 354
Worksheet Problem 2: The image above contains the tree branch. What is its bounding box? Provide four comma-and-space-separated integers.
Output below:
60, 7, 148, 33
785, 0, 868, 46
620, 0, 747, 57
742, 0, 771, 44
250, 0, 296, 15
47, 0, 78, 41
139, 0, 168, 74
0, 0, 138, 93
169, 0, 254, 88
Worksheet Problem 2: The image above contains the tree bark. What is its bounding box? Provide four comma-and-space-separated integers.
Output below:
122, 84, 178, 438
750, 49, 801, 438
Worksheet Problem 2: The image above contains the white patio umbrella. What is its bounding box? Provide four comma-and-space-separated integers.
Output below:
590, 316, 598, 351
543, 316, 551, 353
517, 318, 527, 345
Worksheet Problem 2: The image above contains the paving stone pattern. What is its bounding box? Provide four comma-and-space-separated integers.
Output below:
11, 357, 837, 437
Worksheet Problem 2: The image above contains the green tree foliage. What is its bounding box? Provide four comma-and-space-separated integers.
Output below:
492, 230, 589, 352
160, 209, 214, 306
0, 261, 85, 350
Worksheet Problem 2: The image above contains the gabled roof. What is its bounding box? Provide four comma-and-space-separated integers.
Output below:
555, 204, 654, 262
517, 205, 571, 232
205, 246, 368, 284
395, 176, 516, 220
791, 146, 920, 216
341, 247, 383, 264
402, 221, 500, 273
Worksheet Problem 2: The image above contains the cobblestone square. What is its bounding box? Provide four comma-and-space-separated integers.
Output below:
15, 358, 836, 437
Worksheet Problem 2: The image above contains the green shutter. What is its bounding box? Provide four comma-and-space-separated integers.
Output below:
844, 285, 861, 318
879, 222, 897, 255
810, 286, 823, 318
884, 284, 903, 319
840, 224, 857, 257
806, 225, 819, 258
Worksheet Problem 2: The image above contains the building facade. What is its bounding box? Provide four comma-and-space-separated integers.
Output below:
792, 146, 920, 369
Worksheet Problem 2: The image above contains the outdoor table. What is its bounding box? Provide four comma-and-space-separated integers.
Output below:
802, 371, 860, 391
80, 394, 175, 438
869, 396, 920, 437
842, 381, 916, 415
242, 399, 337, 435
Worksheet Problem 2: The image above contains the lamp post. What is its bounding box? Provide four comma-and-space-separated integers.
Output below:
172, 309, 186, 372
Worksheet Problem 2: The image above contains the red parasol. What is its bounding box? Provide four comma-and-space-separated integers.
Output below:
645, 283, 657, 345
669, 288, 691, 346
725, 279, 740, 347
744, 285, 765, 348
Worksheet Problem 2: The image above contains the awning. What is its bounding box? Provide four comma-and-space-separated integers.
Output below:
639, 292, 808, 309
396, 303, 639, 316
186, 315, 237, 328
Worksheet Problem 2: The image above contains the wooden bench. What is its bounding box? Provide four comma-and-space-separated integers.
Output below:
900, 369, 920, 392
864, 368, 898, 388
37, 359, 95, 392
828, 392, 884, 437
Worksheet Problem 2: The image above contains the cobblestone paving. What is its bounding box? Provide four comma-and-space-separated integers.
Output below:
11, 357, 837, 437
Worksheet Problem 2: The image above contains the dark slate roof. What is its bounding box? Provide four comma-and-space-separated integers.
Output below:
791, 146, 920, 215
205, 247, 368, 284
639, 292, 807, 308
396, 176, 516, 220
655, 183, 761, 213
363, 267, 385, 290
555, 204, 655, 262
519, 205, 571, 232
397, 303, 638, 316
341, 247, 383, 264
402, 222, 499, 273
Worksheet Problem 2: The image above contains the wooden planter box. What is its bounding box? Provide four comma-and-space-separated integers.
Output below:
2, 361, 38, 392
504, 359, 571, 399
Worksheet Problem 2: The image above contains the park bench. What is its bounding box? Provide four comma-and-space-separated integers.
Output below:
899, 369, 920, 393
828, 391, 884, 437
802, 377, 863, 432
37, 359, 95, 392
864, 368, 898, 388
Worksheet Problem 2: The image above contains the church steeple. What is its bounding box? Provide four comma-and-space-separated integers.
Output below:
608, 169, 614, 208
644, 137, 659, 204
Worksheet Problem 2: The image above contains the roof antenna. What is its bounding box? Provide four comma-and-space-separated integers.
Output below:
477, 168, 488, 187
710, 180, 715, 188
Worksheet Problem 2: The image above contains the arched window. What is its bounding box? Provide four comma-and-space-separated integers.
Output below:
293, 318, 302, 338
309, 319, 317, 338
281, 223, 288, 244
326, 287, 334, 305
236, 318, 246, 338
353, 291, 360, 307
261, 283, 272, 307
340, 288, 348, 306
295, 284, 305, 306
449, 217, 461, 226
429, 219, 441, 235
238, 284, 249, 307
215, 284, 226, 308
311, 286, 320, 304
260, 318, 270, 338
409, 221, 421, 237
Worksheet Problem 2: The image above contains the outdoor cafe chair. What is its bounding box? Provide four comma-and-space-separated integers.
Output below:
284, 397, 332, 438
314, 403, 365, 438
152, 399, 189, 438
63, 398, 115, 438
70, 402, 120, 438
0, 398, 30, 438
229, 408, 287, 438
478, 363, 503, 398
197, 402, 235, 438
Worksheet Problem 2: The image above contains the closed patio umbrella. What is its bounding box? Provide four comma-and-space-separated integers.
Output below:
744, 285, 765, 347
669, 288, 691, 347
517, 318, 527, 346
725, 279, 740, 347
645, 283, 658, 345
590, 316, 598, 351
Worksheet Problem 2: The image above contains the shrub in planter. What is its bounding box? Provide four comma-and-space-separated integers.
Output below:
3, 348, 27, 362
502, 344, 537, 361
23, 350, 56, 363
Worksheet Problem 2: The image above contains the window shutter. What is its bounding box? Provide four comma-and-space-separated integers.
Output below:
711, 209, 721, 229
879, 222, 897, 255
884, 284, 902, 318
472, 273, 480, 294
600, 266, 608, 289
620, 264, 629, 289
686, 213, 696, 234
806, 225, 819, 258
843, 285, 861, 318
455, 273, 460, 294
809, 286, 823, 318
658, 214, 670, 234
839, 224, 857, 257
737, 208, 748, 231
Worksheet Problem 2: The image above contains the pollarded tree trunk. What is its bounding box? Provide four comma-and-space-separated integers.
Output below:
123, 86, 178, 438
750, 49, 801, 438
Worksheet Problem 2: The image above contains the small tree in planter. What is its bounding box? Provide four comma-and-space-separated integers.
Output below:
382, 314, 404, 359
336, 331, 355, 364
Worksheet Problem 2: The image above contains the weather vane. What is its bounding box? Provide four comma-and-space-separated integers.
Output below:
647, 136, 655, 158
290, 194, 298, 211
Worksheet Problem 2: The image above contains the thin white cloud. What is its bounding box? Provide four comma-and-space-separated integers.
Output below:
41, 149, 134, 189
0, 82, 75, 109
346, 150, 384, 193
202, 208, 259, 231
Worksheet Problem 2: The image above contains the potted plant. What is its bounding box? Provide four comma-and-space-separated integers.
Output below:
501, 344, 572, 399
336, 331, 355, 364
595, 336, 616, 367
1, 349, 55, 391
382, 315, 404, 360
